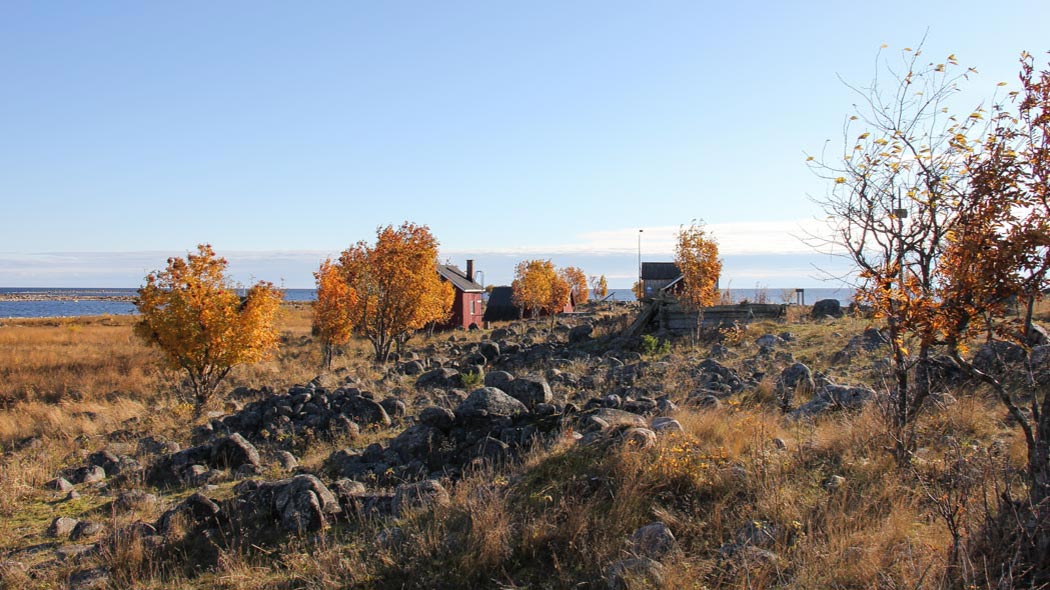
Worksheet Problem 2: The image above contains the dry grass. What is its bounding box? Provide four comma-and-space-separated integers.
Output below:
0, 305, 1043, 589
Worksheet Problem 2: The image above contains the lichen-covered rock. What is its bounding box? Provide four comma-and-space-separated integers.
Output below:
628, 522, 677, 559
210, 433, 261, 470
419, 406, 456, 430
455, 387, 529, 421
47, 516, 78, 538
508, 376, 553, 408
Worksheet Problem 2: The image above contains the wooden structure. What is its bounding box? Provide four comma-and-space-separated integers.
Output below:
437, 260, 485, 329
627, 294, 786, 339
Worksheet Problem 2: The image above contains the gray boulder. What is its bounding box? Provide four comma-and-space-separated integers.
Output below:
509, 376, 553, 407
455, 387, 529, 421
210, 433, 261, 470
273, 475, 341, 533
47, 516, 78, 538
972, 341, 1027, 375
811, 299, 843, 319
569, 324, 594, 343
484, 370, 515, 391
416, 368, 459, 389
70, 465, 106, 485
628, 522, 677, 559
419, 406, 456, 430
1032, 345, 1050, 384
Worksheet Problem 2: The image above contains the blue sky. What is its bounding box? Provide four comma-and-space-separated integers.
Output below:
2, 2, 1047, 287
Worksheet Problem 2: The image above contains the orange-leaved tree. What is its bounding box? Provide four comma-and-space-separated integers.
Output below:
935, 52, 1050, 512
674, 221, 722, 308
561, 266, 589, 304
336, 222, 453, 363
313, 257, 357, 369
134, 244, 283, 412
590, 275, 609, 300
512, 259, 571, 327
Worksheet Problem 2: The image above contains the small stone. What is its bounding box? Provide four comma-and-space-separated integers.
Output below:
825, 475, 847, 490
45, 477, 74, 492
276, 451, 299, 471
70, 521, 105, 541
71, 465, 106, 485
622, 428, 657, 449
47, 516, 79, 538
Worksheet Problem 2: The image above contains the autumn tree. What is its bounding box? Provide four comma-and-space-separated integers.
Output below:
135, 244, 283, 412
335, 222, 453, 363
312, 258, 357, 369
631, 280, 644, 300
936, 53, 1050, 513
512, 259, 571, 328
590, 275, 609, 300
674, 221, 722, 308
809, 44, 984, 459
561, 266, 589, 304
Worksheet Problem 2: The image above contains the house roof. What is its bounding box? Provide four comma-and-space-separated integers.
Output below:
437, 264, 484, 292
482, 286, 521, 321
641, 262, 682, 281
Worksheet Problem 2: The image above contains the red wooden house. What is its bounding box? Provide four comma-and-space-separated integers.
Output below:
437, 260, 485, 329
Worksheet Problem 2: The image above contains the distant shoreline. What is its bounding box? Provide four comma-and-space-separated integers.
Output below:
0, 293, 136, 302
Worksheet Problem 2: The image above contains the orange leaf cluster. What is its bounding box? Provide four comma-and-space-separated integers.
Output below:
675, 222, 723, 309
328, 222, 453, 362
512, 259, 571, 319
134, 244, 283, 408
560, 266, 589, 304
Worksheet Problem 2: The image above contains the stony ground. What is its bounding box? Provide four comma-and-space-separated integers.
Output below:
1, 302, 1048, 589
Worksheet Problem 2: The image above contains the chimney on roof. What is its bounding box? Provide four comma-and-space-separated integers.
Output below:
466, 259, 475, 282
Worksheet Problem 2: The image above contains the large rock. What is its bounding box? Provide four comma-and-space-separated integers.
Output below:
233, 475, 341, 534
419, 406, 456, 430
416, 368, 460, 389
343, 396, 392, 427
273, 475, 341, 533
972, 341, 1027, 375
811, 299, 843, 319
792, 383, 875, 418
210, 433, 261, 470
479, 341, 501, 362
508, 376, 553, 408
1032, 345, 1050, 384
628, 522, 678, 559
776, 363, 814, 410
581, 408, 648, 432
569, 324, 594, 344
484, 370, 515, 391
455, 387, 529, 421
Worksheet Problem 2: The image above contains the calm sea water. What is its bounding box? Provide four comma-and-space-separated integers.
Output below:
0, 287, 854, 319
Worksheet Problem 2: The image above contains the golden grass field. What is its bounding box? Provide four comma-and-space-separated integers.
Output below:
0, 300, 1046, 589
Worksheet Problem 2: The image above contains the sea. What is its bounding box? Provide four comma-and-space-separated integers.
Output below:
0, 287, 856, 319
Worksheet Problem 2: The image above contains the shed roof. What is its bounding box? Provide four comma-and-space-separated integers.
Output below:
482, 286, 521, 322
437, 264, 484, 293
641, 262, 682, 280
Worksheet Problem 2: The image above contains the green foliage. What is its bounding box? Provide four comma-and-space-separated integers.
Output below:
460, 369, 483, 389
639, 334, 671, 356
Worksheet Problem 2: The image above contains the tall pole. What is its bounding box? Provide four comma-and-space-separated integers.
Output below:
638, 229, 643, 287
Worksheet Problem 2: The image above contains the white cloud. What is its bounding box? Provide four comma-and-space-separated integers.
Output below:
441, 219, 831, 257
